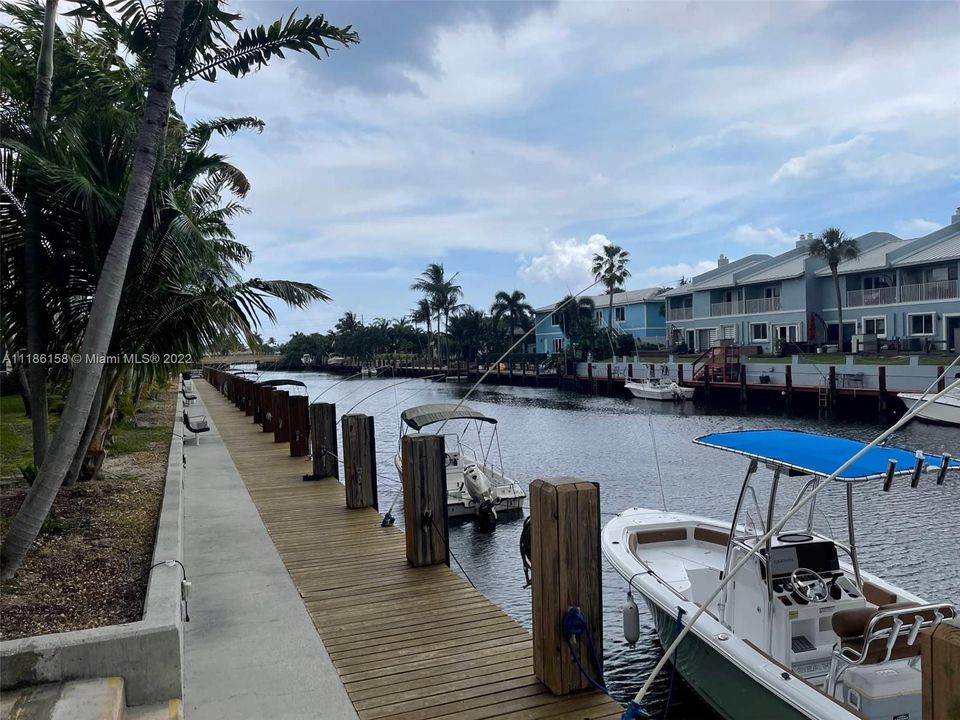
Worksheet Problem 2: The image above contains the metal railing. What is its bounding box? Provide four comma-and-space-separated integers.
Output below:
900, 279, 958, 303
846, 280, 958, 307
846, 286, 898, 307
709, 297, 782, 316
667, 306, 693, 321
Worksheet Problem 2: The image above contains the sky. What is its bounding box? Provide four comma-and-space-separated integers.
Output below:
180, 0, 960, 340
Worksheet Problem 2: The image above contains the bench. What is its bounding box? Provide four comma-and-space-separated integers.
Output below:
181, 385, 197, 406
183, 411, 209, 445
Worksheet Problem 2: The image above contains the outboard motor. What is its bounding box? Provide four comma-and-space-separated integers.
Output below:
464, 464, 499, 532
476, 499, 497, 533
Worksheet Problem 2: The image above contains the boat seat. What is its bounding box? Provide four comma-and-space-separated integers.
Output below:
862, 581, 898, 607
628, 528, 687, 553
693, 527, 729, 546
832, 602, 947, 664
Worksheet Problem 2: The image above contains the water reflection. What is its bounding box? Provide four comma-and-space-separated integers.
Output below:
256, 370, 959, 718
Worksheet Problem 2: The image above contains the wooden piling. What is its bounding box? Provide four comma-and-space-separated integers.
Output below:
261, 388, 275, 433
307, 403, 338, 480
401, 434, 448, 567
828, 366, 837, 418
530, 478, 602, 696
273, 390, 290, 443
739, 364, 747, 413
921, 618, 960, 720
676, 363, 683, 386
784, 364, 793, 415
288, 395, 309, 457
878, 365, 888, 417
628, 363, 634, 379
937, 366, 945, 392
244, 380, 255, 417
341, 414, 378, 510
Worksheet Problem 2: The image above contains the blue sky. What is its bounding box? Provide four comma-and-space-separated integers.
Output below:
182, 1, 959, 340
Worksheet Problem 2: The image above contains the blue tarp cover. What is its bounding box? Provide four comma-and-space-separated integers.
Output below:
694, 430, 959, 482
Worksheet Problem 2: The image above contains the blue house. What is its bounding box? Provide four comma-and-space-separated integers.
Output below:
533, 288, 667, 355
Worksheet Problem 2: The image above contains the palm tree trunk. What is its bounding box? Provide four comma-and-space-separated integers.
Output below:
832, 265, 844, 350
23, 0, 60, 468
1, 0, 185, 580
607, 290, 615, 358
64, 371, 108, 487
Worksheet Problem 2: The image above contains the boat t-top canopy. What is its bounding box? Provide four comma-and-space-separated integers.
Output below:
258, 378, 307, 388
400, 403, 497, 431
695, 429, 959, 482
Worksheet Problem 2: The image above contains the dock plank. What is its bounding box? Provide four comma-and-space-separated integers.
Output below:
197, 382, 623, 719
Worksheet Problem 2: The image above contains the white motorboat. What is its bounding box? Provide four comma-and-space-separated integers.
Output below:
394, 403, 526, 526
603, 430, 958, 720
625, 377, 694, 401
898, 386, 960, 426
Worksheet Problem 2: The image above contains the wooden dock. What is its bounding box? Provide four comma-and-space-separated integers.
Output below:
196, 382, 623, 720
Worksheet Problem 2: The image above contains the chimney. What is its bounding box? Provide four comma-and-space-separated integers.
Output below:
952, 207, 960, 225
717, 253, 729, 267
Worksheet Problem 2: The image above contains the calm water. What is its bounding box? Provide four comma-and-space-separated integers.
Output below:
255, 369, 959, 717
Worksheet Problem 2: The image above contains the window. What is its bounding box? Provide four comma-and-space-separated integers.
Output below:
764, 286, 781, 299
615, 307, 626, 322
774, 324, 799, 342
909, 313, 934, 336
595, 310, 603, 324
552, 337, 565, 352
750, 323, 768, 342
863, 317, 886, 338
551, 312, 561, 326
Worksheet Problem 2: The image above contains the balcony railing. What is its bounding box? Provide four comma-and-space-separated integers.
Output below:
743, 296, 782, 314
709, 296, 782, 317
667, 306, 693, 321
846, 280, 958, 307
899, 279, 958, 303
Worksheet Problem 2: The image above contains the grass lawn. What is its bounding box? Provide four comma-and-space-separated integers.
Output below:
1, 388, 176, 640
0, 394, 58, 477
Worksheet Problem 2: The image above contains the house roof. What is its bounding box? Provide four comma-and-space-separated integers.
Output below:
888, 223, 960, 268
661, 254, 771, 297
534, 287, 664, 313
813, 233, 907, 277
735, 248, 809, 285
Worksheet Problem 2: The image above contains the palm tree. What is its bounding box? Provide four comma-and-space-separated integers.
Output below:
438, 277, 463, 363
554, 295, 596, 362
591, 244, 631, 354
410, 299, 432, 354
411, 263, 460, 360
808, 228, 861, 349
0, 0, 358, 579
491, 290, 533, 348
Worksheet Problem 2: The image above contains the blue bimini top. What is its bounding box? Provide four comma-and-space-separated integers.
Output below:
694, 430, 959, 482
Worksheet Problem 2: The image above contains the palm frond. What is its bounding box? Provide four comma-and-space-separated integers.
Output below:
182, 13, 359, 85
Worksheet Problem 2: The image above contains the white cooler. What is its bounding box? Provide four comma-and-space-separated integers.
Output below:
844, 660, 922, 720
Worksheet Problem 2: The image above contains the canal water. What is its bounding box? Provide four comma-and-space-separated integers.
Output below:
255, 369, 958, 717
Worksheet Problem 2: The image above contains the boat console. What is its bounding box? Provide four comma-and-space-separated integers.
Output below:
730, 533, 872, 684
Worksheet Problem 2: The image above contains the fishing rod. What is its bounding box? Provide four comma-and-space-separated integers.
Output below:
309, 371, 363, 404
433, 278, 601, 435
624, 355, 960, 716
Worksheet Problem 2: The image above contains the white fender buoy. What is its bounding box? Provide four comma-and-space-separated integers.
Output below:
623, 592, 640, 646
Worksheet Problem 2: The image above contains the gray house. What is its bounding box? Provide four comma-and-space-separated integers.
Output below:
665, 209, 960, 353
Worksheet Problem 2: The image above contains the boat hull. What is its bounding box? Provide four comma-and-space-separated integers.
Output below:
645, 600, 810, 720
898, 392, 960, 426
625, 381, 694, 401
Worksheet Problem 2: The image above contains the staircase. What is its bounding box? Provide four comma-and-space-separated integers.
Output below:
0, 678, 181, 720
692, 345, 743, 383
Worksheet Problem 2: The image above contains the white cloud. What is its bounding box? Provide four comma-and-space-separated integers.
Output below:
895, 218, 943, 236
770, 135, 872, 183
519, 234, 611, 285
844, 152, 948, 185
732, 224, 797, 247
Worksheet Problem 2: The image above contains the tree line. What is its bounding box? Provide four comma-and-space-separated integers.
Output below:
0, 1, 357, 578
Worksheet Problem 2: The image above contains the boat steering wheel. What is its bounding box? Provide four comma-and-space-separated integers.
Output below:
790, 568, 829, 603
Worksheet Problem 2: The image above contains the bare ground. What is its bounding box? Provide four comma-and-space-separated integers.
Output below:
0, 389, 176, 640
